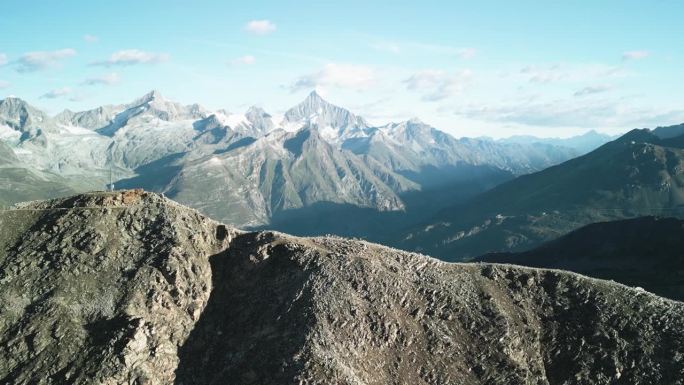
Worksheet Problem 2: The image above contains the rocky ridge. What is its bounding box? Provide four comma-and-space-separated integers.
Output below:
1, 190, 683, 384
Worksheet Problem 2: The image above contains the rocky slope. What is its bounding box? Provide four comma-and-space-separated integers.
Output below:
1, 190, 683, 384
137, 127, 417, 227
478, 216, 684, 301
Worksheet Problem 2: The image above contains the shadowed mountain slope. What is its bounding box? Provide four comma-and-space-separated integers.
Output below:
478, 216, 684, 301
399, 126, 684, 260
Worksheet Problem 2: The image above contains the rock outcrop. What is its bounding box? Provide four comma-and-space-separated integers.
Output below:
1, 190, 682, 384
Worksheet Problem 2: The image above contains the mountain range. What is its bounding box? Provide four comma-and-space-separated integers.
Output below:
398, 125, 684, 259
0, 91, 611, 231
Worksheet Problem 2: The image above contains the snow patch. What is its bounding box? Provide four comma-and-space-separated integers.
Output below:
225, 113, 249, 128
0, 124, 21, 142
57, 124, 97, 135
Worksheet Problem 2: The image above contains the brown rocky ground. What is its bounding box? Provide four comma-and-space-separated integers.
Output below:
0, 190, 682, 384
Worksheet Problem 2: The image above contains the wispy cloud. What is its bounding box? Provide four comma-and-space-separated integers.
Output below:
0, 53, 7, 66
574, 85, 613, 97
622, 50, 649, 61
15, 49, 76, 72
520, 65, 564, 83
0, 80, 10, 89
368, 38, 476, 59
456, 48, 477, 59
40, 87, 72, 99
369, 41, 401, 54
184, 38, 328, 64
229, 55, 256, 65
455, 97, 684, 129
404, 69, 472, 101
245, 20, 277, 35
92, 49, 169, 67
520, 64, 625, 84
362, 35, 477, 60
83, 34, 98, 43
289, 63, 376, 92
81, 72, 120, 86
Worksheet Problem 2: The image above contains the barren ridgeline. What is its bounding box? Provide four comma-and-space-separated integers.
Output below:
0, 190, 683, 384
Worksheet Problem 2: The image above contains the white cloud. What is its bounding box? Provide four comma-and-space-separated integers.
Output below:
92, 49, 169, 67
0, 53, 7, 66
0, 80, 10, 89
404, 69, 472, 101
230, 55, 256, 65
289, 63, 376, 92
574, 85, 613, 97
15, 49, 76, 72
83, 34, 99, 43
245, 20, 277, 35
622, 50, 649, 61
81, 72, 120, 86
40, 87, 72, 99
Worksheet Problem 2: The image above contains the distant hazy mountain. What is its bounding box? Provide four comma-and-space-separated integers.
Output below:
478, 216, 684, 301
0, 140, 78, 206
499, 130, 615, 154
399, 126, 684, 260
343, 118, 579, 188
0, 90, 601, 231
0, 97, 114, 195
0, 96, 55, 142
652, 123, 684, 139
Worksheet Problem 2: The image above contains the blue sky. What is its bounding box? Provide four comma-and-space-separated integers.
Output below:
1, 0, 683, 137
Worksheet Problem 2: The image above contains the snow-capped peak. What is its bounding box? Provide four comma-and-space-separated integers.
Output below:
282, 90, 369, 142
133, 89, 165, 106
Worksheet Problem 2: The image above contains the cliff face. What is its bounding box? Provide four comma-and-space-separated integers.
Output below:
1, 191, 683, 385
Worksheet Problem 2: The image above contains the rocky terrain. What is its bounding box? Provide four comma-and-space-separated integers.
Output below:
1, 190, 683, 384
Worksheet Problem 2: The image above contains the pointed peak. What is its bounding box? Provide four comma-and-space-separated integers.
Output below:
0, 96, 39, 115
307, 89, 323, 100
133, 90, 164, 105
145, 89, 163, 99
1, 95, 29, 105
246, 105, 268, 115
300, 90, 331, 106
